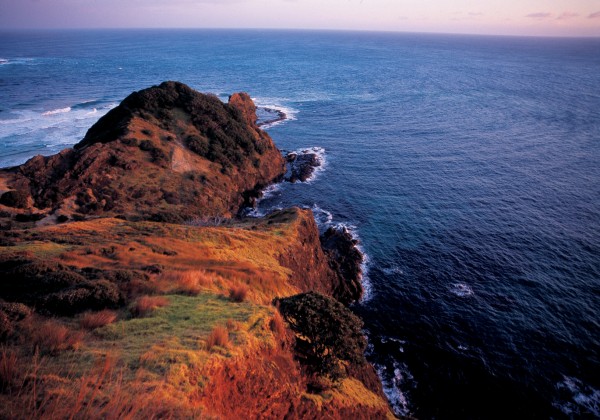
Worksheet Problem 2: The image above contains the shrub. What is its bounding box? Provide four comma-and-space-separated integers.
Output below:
0, 190, 29, 208
0, 259, 85, 299
29, 319, 84, 354
0, 301, 31, 321
205, 326, 229, 351
43, 280, 121, 315
276, 292, 367, 381
228, 284, 248, 303
79, 310, 118, 330
130, 296, 169, 317
93, 269, 154, 299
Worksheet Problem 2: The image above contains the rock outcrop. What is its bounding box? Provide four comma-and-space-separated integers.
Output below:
285, 149, 322, 183
0, 82, 285, 223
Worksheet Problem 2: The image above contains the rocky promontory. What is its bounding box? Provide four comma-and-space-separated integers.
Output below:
0, 82, 285, 224
0, 82, 393, 419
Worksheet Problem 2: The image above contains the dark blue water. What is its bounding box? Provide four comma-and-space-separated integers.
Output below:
1, 29, 599, 418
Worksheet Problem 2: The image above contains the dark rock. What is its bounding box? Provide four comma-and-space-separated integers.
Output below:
320, 226, 363, 304
285, 151, 321, 183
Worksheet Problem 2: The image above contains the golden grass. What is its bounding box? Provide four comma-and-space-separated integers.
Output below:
269, 311, 287, 341
79, 310, 118, 330
130, 295, 169, 317
0, 347, 18, 392
27, 318, 84, 354
165, 269, 213, 295
205, 326, 230, 351
229, 284, 248, 303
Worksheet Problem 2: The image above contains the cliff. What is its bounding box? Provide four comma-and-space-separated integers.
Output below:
0, 83, 394, 419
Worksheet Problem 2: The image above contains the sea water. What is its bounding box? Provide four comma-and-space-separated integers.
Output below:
1, 29, 599, 418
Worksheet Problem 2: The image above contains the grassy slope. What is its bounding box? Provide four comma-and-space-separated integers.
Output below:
0, 208, 393, 419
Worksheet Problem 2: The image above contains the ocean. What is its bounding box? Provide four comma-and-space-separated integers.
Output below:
1, 29, 599, 418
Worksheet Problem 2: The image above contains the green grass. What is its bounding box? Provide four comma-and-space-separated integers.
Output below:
92, 293, 262, 372
0, 241, 71, 258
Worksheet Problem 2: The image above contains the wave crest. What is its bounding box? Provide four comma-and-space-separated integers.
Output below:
42, 107, 72, 116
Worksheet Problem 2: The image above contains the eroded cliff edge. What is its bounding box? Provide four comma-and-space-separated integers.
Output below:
0, 82, 394, 419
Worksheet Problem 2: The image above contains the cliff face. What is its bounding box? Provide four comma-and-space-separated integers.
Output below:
0, 82, 285, 222
276, 210, 363, 305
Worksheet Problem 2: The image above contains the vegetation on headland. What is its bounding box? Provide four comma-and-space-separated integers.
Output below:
0, 82, 394, 419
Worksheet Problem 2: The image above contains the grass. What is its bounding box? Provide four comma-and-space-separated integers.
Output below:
269, 311, 287, 341
93, 293, 263, 371
205, 326, 230, 351
79, 310, 118, 330
26, 318, 84, 355
166, 270, 213, 295
0, 209, 307, 303
130, 295, 170, 317
0, 347, 18, 392
229, 284, 248, 302
0, 242, 70, 259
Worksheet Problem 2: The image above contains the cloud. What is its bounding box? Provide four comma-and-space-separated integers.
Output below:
468, 12, 484, 17
589, 11, 600, 19
556, 12, 578, 21
525, 12, 552, 19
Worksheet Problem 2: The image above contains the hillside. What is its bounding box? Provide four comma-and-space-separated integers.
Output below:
0, 81, 285, 223
0, 82, 394, 419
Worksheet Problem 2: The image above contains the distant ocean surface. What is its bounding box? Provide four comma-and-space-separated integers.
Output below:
1, 29, 599, 418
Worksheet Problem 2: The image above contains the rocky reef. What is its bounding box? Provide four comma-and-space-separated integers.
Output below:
0, 82, 393, 419
284, 148, 323, 183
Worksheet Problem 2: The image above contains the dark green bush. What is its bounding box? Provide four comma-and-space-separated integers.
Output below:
43, 280, 121, 315
276, 291, 367, 380
0, 190, 29, 209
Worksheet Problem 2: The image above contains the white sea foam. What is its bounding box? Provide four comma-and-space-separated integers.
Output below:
373, 360, 414, 417
450, 282, 474, 297
0, 58, 8, 65
554, 376, 600, 417
288, 146, 326, 183
311, 204, 333, 226
382, 265, 404, 276
42, 107, 72, 116
0, 101, 117, 167
330, 221, 373, 303
252, 97, 298, 128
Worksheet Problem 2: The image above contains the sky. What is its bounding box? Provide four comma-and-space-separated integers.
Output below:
0, 0, 599, 37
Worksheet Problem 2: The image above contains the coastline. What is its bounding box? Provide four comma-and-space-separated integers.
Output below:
0, 82, 394, 419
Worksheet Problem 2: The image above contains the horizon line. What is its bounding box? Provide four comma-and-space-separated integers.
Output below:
1, 26, 599, 40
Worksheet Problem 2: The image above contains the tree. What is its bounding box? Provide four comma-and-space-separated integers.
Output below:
276, 292, 366, 380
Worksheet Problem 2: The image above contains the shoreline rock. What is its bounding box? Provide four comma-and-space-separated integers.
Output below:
284, 149, 322, 183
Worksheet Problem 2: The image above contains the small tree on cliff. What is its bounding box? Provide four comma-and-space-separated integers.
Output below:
275, 291, 366, 381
